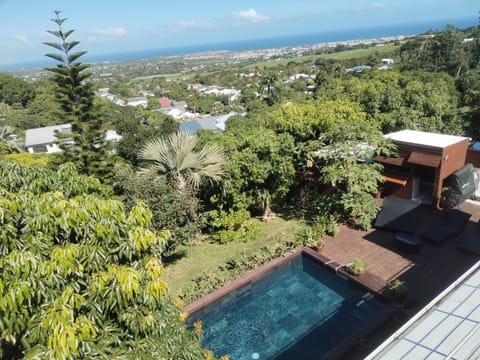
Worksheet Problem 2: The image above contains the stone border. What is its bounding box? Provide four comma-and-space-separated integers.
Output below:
183, 245, 395, 360
184, 246, 389, 313
183, 247, 304, 314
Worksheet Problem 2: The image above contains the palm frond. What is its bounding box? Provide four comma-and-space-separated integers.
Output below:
139, 131, 225, 189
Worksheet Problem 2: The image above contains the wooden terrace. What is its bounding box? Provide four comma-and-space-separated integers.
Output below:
315, 199, 480, 358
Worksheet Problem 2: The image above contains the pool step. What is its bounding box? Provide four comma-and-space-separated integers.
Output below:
357, 299, 384, 317
349, 299, 386, 326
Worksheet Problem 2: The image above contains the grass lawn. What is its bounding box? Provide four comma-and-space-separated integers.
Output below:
240, 43, 401, 72
130, 73, 189, 82
163, 216, 301, 297
319, 43, 400, 60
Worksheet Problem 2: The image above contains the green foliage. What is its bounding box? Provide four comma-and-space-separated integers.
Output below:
294, 214, 338, 248
294, 223, 323, 247
182, 243, 293, 303
202, 122, 296, 212
140, 131, 226, 191
144, 111, 179, 135
313, 121, 396, 229
187, 93, 224, 114
0, 160, 112, 197
44, 11, 114, 182
389, 279, 408, 298
313, 214, 340, 237
0, 162, 207, 359
346, 257, 367, 275
0, 73, 36, 107
1, 153, 50, 166
114, 164, 201, 256
207, 208, 259, 244
264, 99, 365, 142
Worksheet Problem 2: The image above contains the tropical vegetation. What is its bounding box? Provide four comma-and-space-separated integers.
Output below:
0, 10, 479, 358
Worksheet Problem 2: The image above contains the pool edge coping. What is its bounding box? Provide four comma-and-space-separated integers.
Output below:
182, 245, 397, 360
183, 247, 304, 314
183, 246, 390, 314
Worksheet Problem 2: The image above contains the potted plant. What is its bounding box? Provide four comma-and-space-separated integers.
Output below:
314, 238, 325, 253
346, 257, 367, 275
389, 279, 408, 299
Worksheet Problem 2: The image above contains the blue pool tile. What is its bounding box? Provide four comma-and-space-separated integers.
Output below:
188, 255, 386, 360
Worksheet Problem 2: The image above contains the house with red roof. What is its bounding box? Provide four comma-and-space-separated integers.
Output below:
159, 96, 171, 108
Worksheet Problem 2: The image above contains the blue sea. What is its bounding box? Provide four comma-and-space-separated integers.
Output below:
2, 17, 477, 72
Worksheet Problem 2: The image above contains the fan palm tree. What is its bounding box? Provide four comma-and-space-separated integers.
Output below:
0, 126, 22, 153
139, 131, 226, 191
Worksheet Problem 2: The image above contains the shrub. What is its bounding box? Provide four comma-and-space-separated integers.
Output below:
208, 208, 258, 244
114, 164, 201, 256
2, 152, 51, 165
294, 223, 323, 247
182, 243, 294, 302
346, 257, 367, 275
313, 214, 339, 237
389, 279, 408, 298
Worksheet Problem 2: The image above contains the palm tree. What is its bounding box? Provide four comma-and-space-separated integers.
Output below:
0, 126, 21, 153
260, 69, 279, 106
139, 131, 226, 191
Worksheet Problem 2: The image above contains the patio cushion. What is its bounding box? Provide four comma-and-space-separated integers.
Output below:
374, 197, 420, 233
394, 232, 422, 253
457, 222, 480, 255
422, 209, 471, 244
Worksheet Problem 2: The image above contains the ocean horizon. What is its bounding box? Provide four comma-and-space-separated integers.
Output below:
1, 16, 477, 72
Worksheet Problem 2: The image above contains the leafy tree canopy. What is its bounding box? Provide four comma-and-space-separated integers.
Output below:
199, 121, 296, 213
263, 99, 366, 142
312, 121, 397, 229
0, 73, 36, 107
0, 160, 208, 359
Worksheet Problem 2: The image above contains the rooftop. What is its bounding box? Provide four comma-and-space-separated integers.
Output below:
385, 130, 470, 148
366, 260, 480, 359
24, 123, 71, 147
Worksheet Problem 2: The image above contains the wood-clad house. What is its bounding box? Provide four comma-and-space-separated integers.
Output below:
375, 130, 471, 207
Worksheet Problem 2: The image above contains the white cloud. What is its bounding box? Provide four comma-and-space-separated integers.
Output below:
88, 27, 127, 37
175, 20, 214, 30
13, 34, 29, 45
232, 9, 270, 24
365, 2, 387, 10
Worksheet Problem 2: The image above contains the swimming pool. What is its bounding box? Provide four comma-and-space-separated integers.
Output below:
187, 252, 387, 360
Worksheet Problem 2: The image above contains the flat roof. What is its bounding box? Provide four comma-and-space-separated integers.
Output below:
385, 130, 469, 148
366, 260, 480, 359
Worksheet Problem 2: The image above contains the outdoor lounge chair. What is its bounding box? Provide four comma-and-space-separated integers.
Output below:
422, 209, 471, 244
374, 197, 420, 233
457, 222, 480, 255
394, 232, 422, 253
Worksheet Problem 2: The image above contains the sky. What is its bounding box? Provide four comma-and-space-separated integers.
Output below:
0, 0, 477, 67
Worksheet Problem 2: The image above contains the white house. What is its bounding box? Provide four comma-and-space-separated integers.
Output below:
127, 96, 148, 107
105, 130, 123, 143
379, 58, 395, 70
25, 124, 123, 154
24, 123, 72, 153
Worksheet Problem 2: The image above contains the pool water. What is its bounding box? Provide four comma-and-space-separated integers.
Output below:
188, 254, 386, 360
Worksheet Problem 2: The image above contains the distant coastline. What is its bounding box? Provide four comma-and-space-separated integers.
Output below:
1, 16, 477, 72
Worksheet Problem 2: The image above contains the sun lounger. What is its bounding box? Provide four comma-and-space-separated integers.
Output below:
422, 209, 471, 244
457, 222, 480, 255
374, 197, 420, 233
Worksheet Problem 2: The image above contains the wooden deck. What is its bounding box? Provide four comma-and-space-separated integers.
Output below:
335, 199, 480, 359
320, 225, 414, 293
